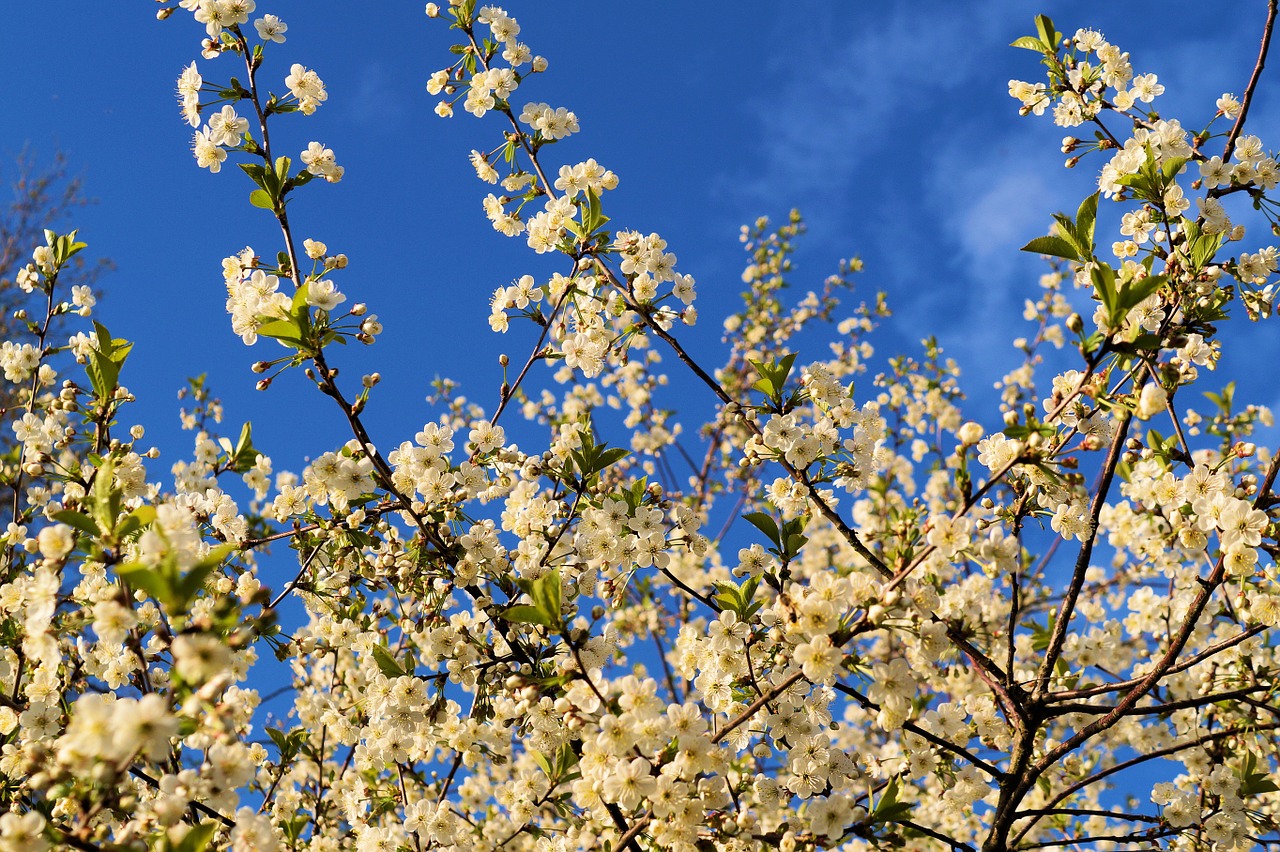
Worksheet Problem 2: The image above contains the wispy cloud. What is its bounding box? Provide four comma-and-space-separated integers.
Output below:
720, 1, 1023, 214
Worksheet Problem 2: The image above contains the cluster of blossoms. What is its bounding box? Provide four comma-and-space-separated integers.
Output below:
4, 6, 1280, 852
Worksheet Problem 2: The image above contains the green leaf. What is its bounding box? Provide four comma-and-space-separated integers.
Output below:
1161, 156, 1188, 184
748, 352, 798, 405
227, 422, 259, 473
1020, 235, 1080, 262
266, 727, 298, 762
599, 447, 628, 467
742, 511, 781, 547
529, 568, 562, 629
250, 189, 275, 210
238, 162, 271, 191
255, 317, 306, 349
580, 187, 611, 235
784, 532, 809, 558
114, 505, 156, 540
173, 821, 218, 852
371, 644, 407, 678
1183, 217, 1225, 272
1075, 192, 1099, 257
1034, 14, 1058, 49
52, 510, 99, 538
1010, 35, 1046, 51
502, 604, 553, 627
86, 321, 133, 402
116, 563, 175, 606
91, 457, 120, 536
1114, 274, 1167, 321
713, 576, 762, 619
1091, 263, 1118, 317
171, 543, 235, 610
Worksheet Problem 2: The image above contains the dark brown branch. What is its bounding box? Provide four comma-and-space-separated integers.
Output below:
1045, 684, 1268, 718
832, 682, 1005, 779
1031, 409, 1132, 702
1043, 624, 1268, 702
129, 767, 236, 828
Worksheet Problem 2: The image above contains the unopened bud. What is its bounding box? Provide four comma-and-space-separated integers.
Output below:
351, 303, 367, 316
252, 361, 270, 373
256, 378, 272, 391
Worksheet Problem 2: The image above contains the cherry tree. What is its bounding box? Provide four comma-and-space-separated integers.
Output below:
2, 2, 1280, 851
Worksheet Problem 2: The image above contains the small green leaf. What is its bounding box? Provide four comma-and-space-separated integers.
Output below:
784, 532, 809, 559
1075, 191, 1099, 257
114, 505, 156, 540
1160, 156, 1188, 184
116, 563, 175, 606
529, 568, 562, 629
1034, 14, 1058, 50
52, 510, 100, 538
228, 422, 259, 473
1010, 35, 1046, 51
255, 317, 306, 348
173, 821, 219, 852
86, 321, 133, 402
1115, 273, 1167, 316
1020, 235, 1080, 262
742, 512, 781, 547
371, 644, 407, 678
250, 189, 275, 210
502, 604, 552, 627
238, 162, 271, 191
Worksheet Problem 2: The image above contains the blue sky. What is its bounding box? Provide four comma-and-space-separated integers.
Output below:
6, 2, 1279, 470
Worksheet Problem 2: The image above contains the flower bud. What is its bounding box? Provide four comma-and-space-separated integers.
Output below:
957, 421, 983, 446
